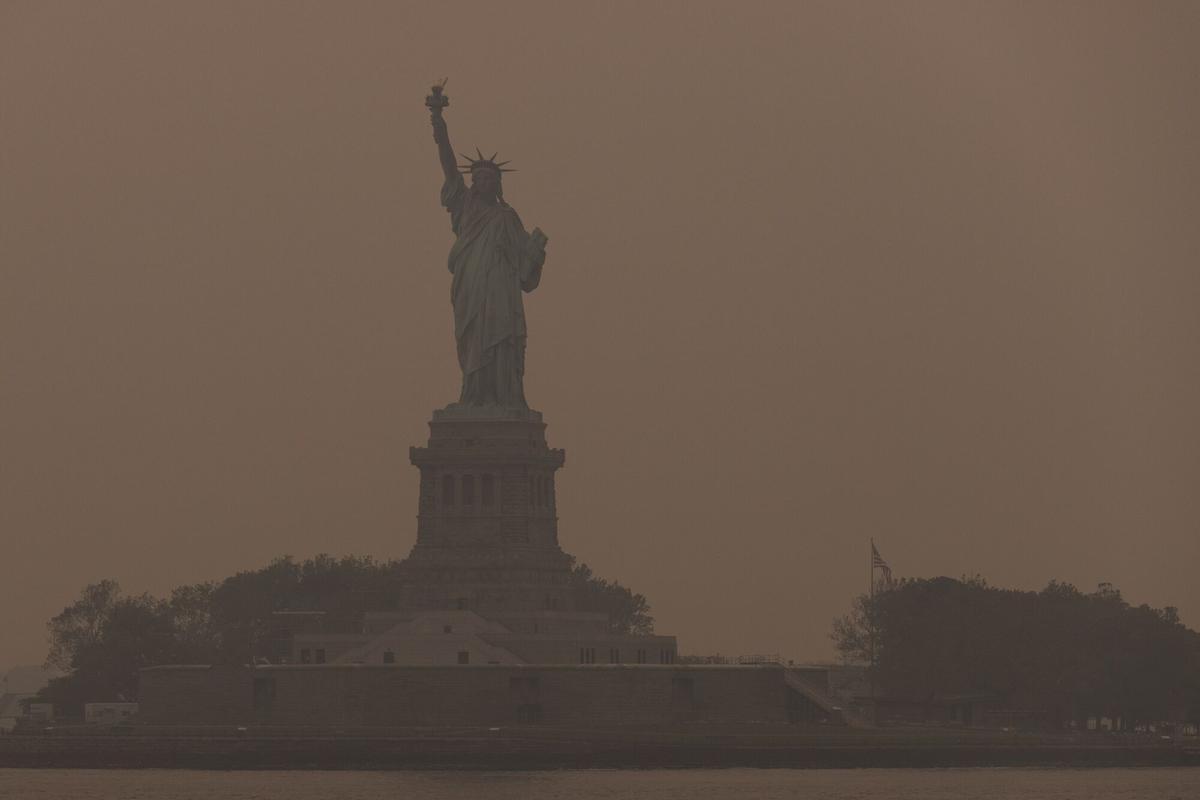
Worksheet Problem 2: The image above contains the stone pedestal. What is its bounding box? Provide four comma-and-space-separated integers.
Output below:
397, 407, 578, 617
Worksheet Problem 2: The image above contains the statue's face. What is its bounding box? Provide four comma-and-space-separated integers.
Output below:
471, 168, 500, 199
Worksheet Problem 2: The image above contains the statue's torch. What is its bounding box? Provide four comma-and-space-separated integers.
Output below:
425, 78, 449, 115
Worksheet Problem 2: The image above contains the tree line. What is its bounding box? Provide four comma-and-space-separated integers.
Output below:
832, 576, 1200, 728
38, 554, 652, 716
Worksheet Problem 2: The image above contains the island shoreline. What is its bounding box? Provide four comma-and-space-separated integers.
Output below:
3, 731, 1198, 770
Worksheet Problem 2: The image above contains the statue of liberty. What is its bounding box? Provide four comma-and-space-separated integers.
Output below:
426, 82, 548, 411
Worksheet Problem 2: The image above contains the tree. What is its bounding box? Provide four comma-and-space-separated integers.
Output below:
830, 576, 1200, 728
568, 559, 654, 634
40, 587, 184, 716
168, 582, 219, 662
44, 580, 121, 672
830, 592, 874, 665
206, 554, 401, 662
39, 552, 659, 714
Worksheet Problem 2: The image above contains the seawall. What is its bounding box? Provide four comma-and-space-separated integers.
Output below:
2, 727, 1198, 769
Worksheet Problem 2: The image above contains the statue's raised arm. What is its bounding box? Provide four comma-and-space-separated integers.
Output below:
426, 79, 457, 181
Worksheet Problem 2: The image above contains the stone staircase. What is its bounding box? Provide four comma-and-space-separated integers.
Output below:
784, 668, 871, 728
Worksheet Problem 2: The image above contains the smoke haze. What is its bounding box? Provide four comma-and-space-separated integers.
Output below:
2, 1, 1198, 669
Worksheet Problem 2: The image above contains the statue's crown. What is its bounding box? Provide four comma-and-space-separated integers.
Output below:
458, 148, 515, 174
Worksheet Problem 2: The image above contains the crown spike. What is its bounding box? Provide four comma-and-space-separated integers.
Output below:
475, 147, 484, 161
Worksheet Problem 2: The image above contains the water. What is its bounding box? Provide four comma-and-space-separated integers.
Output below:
1, 768, 1196, 800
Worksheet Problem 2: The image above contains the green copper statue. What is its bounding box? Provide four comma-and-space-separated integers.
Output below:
427, 81, 549, 411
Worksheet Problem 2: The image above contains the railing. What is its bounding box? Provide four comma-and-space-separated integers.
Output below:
736, 654, 784, 665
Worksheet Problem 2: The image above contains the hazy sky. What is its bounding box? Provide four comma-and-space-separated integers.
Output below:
2, 1, 1198, 670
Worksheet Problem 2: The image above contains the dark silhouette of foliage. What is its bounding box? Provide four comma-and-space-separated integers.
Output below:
39, 554, 652, 714
44, 580, 122, 673
830, 592, 874, 665
203, 554, 402, 663
567, 558, 654, 635
831, 576, 1200, 728
41, 587, 181, 715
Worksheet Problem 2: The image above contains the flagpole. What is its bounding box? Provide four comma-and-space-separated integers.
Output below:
869, 538, 876, 703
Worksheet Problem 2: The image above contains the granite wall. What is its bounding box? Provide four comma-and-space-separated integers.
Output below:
139, 664, 792, 727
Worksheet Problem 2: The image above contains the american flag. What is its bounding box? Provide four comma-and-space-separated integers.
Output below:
871, 540, 894, 589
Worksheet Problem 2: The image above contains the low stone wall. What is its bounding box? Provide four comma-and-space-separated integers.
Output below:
6, 729, 1200, 770
139, 664, 790, 728
138, 666, 250, 727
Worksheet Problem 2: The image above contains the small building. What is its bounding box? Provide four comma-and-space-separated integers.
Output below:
0, 694, 29, 733
84, 702, 139, 725
25, 703, 54, 723
0, 666, 56, 733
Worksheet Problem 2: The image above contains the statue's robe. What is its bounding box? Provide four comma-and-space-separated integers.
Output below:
442, 173, 545, 408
